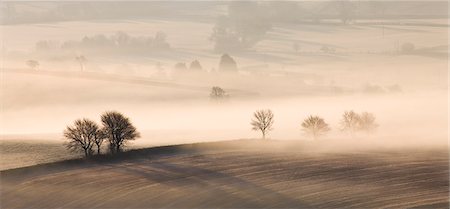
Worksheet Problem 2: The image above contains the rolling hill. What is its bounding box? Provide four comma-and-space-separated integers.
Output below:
1, 140, 448, 208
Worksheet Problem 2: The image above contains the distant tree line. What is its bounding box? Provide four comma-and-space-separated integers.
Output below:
3, 1, 446, 25
173, 54, 238, 75
35, 31, 170, 54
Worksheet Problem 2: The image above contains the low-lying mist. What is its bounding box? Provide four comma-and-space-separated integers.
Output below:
1, 1, 448, 151
1, 70, 446, 149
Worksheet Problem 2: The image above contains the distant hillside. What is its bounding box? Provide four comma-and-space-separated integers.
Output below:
1, 1, 447, 25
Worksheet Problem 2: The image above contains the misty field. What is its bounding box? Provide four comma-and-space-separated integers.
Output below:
1, 1, 448, 208
1, 140, 448, 208
1, 2, 447, 141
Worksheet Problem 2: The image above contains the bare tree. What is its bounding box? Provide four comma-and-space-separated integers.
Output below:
101, 111, 140, 154
341, 111, 378, 136
340, 110, 361, 137
64, 118, 102, 157
75, 55, 86, 72
26, 60, 39, 70
358, 112, 378, 134
251, 109, 274, 140
301, 115, 330, 140
210, 86, 228, 100
94, 129, 106, 155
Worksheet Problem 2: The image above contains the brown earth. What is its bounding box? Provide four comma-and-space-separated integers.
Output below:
1, 140, 448, 208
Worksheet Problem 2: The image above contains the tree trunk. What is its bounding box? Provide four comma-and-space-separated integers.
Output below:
116, 144, 121, 153
262, 131, 266, 140
97, 145, 101, 155
84, 149, 89, 158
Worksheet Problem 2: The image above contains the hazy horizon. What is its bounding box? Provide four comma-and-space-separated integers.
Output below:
1, 2, 449, 208
1, 1, 448, 145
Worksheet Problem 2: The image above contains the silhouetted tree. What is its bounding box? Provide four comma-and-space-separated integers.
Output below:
152, 31, 170, 49
26, 60, 39, 70
210, 86, 228, 100
340, 110, 360, 137
219, 54, 237, 73
189, 60, 203, 71
101, 111, 140, 154
358, 112, 378, 134
94, 129, 106, 155
64, 118, 102, 157
301, 115, 330, 140
75, 55, 86, 72
251, 109, 274, 140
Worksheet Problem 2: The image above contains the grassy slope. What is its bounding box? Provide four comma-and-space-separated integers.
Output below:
1, 140, 448, 208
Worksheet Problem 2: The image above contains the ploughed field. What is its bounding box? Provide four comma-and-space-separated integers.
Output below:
1, 140, 448, 208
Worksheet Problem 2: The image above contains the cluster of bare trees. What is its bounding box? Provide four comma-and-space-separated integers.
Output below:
251, 109, 378, 140
64, 111, 140, 157
340, 111, 378, 136
210, 86, 229, 101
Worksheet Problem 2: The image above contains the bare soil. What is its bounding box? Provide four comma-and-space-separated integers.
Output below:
1, 140, 448, 208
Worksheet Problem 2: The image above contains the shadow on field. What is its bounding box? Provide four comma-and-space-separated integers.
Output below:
1, 140, 448, 208
0, 140, 253, 182
110, 161, 310, 208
